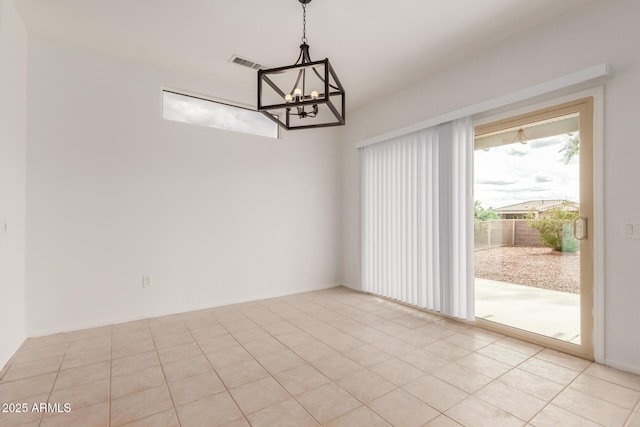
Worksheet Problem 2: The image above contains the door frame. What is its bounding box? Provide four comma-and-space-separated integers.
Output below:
471, 87, 604, 362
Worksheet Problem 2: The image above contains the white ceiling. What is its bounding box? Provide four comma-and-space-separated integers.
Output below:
14, 0, 596, 111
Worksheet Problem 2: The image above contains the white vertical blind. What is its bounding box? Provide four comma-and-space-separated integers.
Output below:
360, 117, 474, 320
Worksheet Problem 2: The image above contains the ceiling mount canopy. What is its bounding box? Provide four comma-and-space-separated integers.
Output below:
257, 0, 345, 131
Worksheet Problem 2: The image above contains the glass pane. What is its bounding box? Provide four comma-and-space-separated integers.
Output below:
474, 113, 581, 344
162, 91, 277, 139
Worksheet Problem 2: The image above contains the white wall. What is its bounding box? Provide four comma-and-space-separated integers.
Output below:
0, 0, 27, 369
26, 38, 342, 336
342, 0, 640, 373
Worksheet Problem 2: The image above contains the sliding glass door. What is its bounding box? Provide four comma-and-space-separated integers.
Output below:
473, 98, 594, 359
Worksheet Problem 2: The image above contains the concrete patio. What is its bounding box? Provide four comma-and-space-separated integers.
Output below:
475, 278, 580, 344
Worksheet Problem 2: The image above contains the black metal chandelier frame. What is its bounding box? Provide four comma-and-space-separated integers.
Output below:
257, 0, 345, 130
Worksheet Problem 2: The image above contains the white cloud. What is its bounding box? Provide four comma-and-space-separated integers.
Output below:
474, 135, 579, 209
535, 174, 553, 183
476, 179, 515, 186
162, 91, 277, 138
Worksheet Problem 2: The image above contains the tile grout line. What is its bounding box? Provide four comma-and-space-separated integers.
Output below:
283, 295, 486, 424
333, 295, 578, 425
345, 320, 555, 424
184, 313, 252, 426
39, 341, 70, 427
250, 301, 378, 424
145, 318, 183, 427
622, 394, 640, 427
260, 304, 437, 425
0, 344, 67, 385
214, 312, 323, 426
373, 343, 502, 424
262, 292, 485, 424
361, 385, 435, 426
251, 303, 354, 424
214, 301, 378, 425
0, 339, 29, 383
409, 325, 613, 424
470, 341, 600, 424
110, 320, 179, 426
517, 357, 599, 425
539, 363, 640, 426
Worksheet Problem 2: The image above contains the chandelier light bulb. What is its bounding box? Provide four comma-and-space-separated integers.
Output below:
256, 0, 345, 130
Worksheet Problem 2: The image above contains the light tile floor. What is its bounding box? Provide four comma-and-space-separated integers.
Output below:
1, 286, 639, 427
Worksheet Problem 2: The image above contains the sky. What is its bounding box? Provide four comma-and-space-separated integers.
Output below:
474, 134, 579, 210
163, 91, 277, 139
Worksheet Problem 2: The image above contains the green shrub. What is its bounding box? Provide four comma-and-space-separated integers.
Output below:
474, 201, 499, 221
527, 206, 579, 252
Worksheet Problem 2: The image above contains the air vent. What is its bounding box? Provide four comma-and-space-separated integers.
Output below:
229, 55, 264, 70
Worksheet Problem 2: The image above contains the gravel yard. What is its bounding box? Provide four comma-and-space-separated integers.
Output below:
474, 246, 580, 294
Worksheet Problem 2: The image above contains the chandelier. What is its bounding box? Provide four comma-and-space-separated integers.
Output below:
257, 0, 345, 130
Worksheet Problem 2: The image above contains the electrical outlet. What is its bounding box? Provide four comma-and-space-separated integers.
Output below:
622, 223, 640, 239
142, 275, 152, 288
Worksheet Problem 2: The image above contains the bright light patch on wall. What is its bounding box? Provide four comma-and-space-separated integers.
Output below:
162, 90, 278, 139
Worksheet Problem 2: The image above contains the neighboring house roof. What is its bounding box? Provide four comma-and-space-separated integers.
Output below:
495, 199, 578, 214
